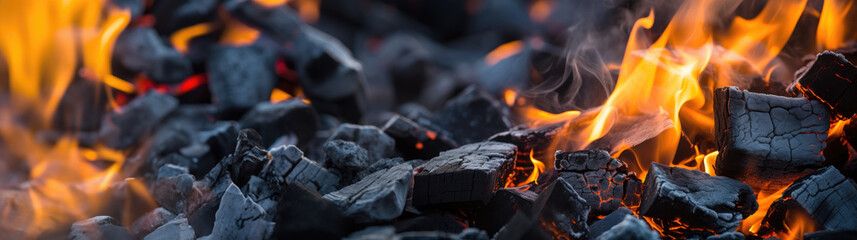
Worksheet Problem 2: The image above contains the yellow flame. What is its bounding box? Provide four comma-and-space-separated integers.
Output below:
486, 41, 524, 65
817, 0, 857, 50
171, 23, 215, 54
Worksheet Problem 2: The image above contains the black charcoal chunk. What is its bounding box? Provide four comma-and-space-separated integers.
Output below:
430, 86, 512, 145
129, 208, 176, 239
344, 226, 489, 240
761, 167, 857, 233
195, 121, 240, 175
262, 145, 340, 194
113, 27, 192, 83
223, 0, 302, 42
150, 0, 219, 35
595, 215, 660, 240
382, 115, 457, 160
589, 207, 635, 240
323, 140, 370, 184
207, 45, 276, 117
541, 177, 591, 239
241, 176, 279, 216
323, 163, 413, 223
329, 124, 397, 160
355, 157, 405, 181
413, 142, 517, 206
273, 184, 347, 240
488, 123, 563, 154
714, 86, 829, 193
555, 150, 643, 216
143, 217, 195, 240
476, 187, 538, 234
794, 51, 857, 119
151, 174, 195, 214
68, 216, 132, 240
706, 232, 746, 240
395, 212, 467, 234
639, 163, 758, 239
199, 183, 274, 240
224, 129, 270, 187
99, 92, 179, 149
239, 99, 319, 146
158, 164, 189, 179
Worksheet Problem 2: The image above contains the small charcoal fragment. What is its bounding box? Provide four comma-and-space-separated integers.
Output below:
68, 216, 133, 240
323, 140, 370, 185
199, 183, 274, 240
760, 167, 857, 234
714, 86, 829, 193
99, 92, 179, 149
540, 177, 591, 239
239, 99, 318, 147
639, 163, 758, 239
262, 145, 340, 194
323, 163, 413, 223
273, 184, 347, 240
207, 45, 277, 117
429, 86, 512, 145
143, 217, 195, 240
223, 129, 271, 187
589, 207, 635, 240
413, 142, 517, 206
595, 215, 660, 240
151, 174, 195, 214
555, 150, 643, 216
382, 115, 457, 159
113, 27, 192, 83
129, 208, 176, 239
793, 51, 857, 119
329, 123, 397, 160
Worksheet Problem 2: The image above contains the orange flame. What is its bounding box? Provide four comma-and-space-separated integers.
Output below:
486, 41, 524, 66
529, 0, 552, 23
171, 23, 215, 54
817, 0, 857, 50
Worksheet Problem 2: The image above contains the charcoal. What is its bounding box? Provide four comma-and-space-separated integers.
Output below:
329, 123, 397, 160
760, 167, 857, 233
488, 123, 563, 154
793, 51, 857, 119
239, 99, 318, 147
706, 232, 746, 240
98, 92, 179, 149
199, 183, 274, 240
113, 27, 192, 84
222, 129, 271, 187
344, 226, 490, 240
804, 230, 857, 240
555, 150, 643, 216
110, 0, 144, 19
639, 163, 758, 239
476, 187, 538, 234
273, 183, 347, 240
241, 176, 279, 216
207, 45, 277, 117
151, 174, 195, 214
413, 142, 516, 206
595, 215, 659, 240
68, 216, 132, 240
491, 212, 550, 240
194, 121, 240, 175
129, 208, 176, 239
143, 217, 195, 240
158, 164, 190, 179
395, 212, 467, 234
223, 0, 302, 42
152, 154, 195, 177
714, 86, 829, 193
382, 115, 458, 159
356, 157, 405, 181
429, 86, 512, 145
150, 0, 218, 35
323, 163, 413, 223
324, 140, 370, 184
589, 207, 635, 239
540, 177, 591, 239
261, 145, 340, 194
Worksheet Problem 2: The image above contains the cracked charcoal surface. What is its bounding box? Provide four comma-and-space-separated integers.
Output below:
540, 177, 591, 239
488, 123, 562, 154
323, 163, 413, 223
328, 123, 397, 161
199, 183, 274, 240
476, 187, 538, 234
639, 163, 758, 239
714, 86, 829, 193
554, 150, 643, 217
382, 115, 458, 160
323, 140, 370, 185
761, 167, 857, 233
239, 99, 319, 147
589, 207, 635, 240
262, 145, 340, 194
113, 27, 192, 84
794, 51, 857, 119
413, 141, 517, 206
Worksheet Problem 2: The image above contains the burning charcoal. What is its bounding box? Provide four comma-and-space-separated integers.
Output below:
476, 187, 538, 234
113, 27, 192, 84
158, 164, 189, 179
143, 217, 195, 240
760, 167, 857, 234
413, 142, 517, 206
540, 177, 591, 239
639, 163, 758, 239
273, 183, 347, 240
489, 123, 563, 154
199, 183, 274, 240
150, 0, 218, 35
98, 92, 179, 149
223, 129, 270, 187
490, 212, 550, 240
223, 0, 302, 42
555, 150, 643, 216
207, 45, 277, 117
323, 163, 413, 223
130, 208, 176, 239
68, 216, 133, 240
239, 99, 319, 147
261, 145, 340, 194
793, 51, 857, 119
714, 86, 829, 193
323, 140, 370, 184
589, 207, 635, 239
595, 215, 660, 240
151, 174, 195, 214
429, 86, 512, 145
329, 123, 397, 160
382, 115, 457, 159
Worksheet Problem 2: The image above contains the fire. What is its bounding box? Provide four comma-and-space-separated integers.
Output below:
505, 89, 582, 128
817, 0, 857, 50
171, 23, 215, 54
505, 149, 546, 188
486, 41, 525, 66
529, 0, 552, 23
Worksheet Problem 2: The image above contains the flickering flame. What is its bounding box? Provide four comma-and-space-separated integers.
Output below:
505, 149, 546, 188
779, 212, 817, 240
505, 89, 582, 128
504, 89, 518, 106
529, 0, 552, 23
741, 187, 787, 235
486, 41, 525, 66
270, 88, 310, 104
171, 23, 215, 54
817, 0, 857, 50
220, 10, 260, 46
294, 0, 320, 24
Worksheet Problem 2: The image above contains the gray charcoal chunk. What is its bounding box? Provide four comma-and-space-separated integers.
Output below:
413, 142, 517, 206
207, 45, 276, 116
639, 163, 758, 239
199, 183, 274, 240
239, 99, 319, 147
714, 86, 829, 193
761, 167, 857, 233
151, 174, 195, 214
263, 145, 340, 194
158, 164, 189, 179
323, 163, 413, 223
555, 150, 643, 216
273, 183, 347, 239
329, 123, 397, 160
113, 27, 191, 84
324, 140, 370, 184
430, 86, 511, 145
143, 217, 195, 240
595, 215, 659, 240
589, 207, 635, 240
129, 208, 177, 239
356, 157, 405, 182
382, 115, 457, 160
99, 92, 179, 149
68, 216, 132, 240
706, 232, 746, 240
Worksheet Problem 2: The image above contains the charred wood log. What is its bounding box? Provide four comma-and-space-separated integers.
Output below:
382, 115, 457, 160
413, 142, 516, 207
639, 163, 758, 239
714, 86, 829, 193
238, 99, 319, 147
793, 51, 857, 119
488, 123, 563, 155
322, 163, 413, 223
760, 167, 857, 234
554, 150, 643, 217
